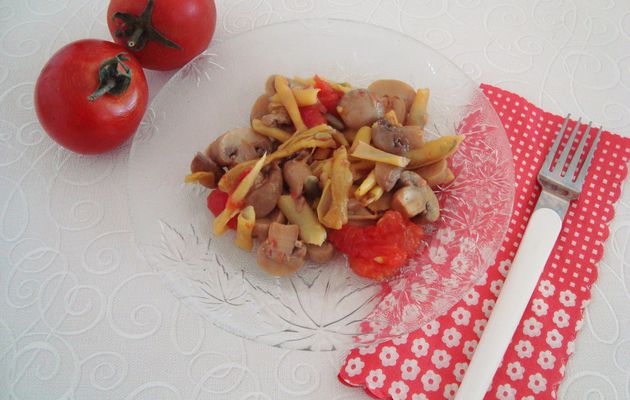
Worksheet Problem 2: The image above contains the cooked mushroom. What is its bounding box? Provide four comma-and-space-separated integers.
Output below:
371, 119, 424, 155
207, 128, 273, 167
399, 170, 424, 187
380, 95, 407, 125
306, 241, 335, 264
391, 171, 440, 221
260, 107, 291, 128
367, 190, 392, 212
252, 208, 286, 241
374, 162, 403, 192
415, 159, 455, 187
256, 222, 307, 276
303, 175, 321, 200
347, 198, 380, 224
368, 79, 416, 111
250, 95, 270, 122
244, 163, 283, 217
188, 152, 222, 188
190, 151, 220, 175
283, 156, 313, 197
337, 89, 384, 129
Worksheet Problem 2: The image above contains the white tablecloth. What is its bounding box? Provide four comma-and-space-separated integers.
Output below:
2, 1, 629, 399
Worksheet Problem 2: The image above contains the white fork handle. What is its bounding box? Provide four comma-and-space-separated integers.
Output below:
454, 208, 562, 400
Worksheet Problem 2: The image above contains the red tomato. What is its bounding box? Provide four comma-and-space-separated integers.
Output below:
299, 104, 327, 128
34, 39, 148, 155
314, 75, 343, 114
107, 0, 216, 71
206, 189, 237, 229
329, 211, 424, 280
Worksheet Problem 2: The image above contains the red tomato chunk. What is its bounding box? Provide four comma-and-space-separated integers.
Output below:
328, 210, 423, 280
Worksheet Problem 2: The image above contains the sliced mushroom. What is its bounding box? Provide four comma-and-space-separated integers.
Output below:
367, 190, 392, 212
260, 107, 291, 128
371, 119, 424, 155
399, 170, 424, 187
244, 163, 283, 218
368, 79, 416, 111
207, 128, 273, 167
252, 208, 286, 241
256, 222, 307, 276
415, 159, 455, 187
283, 156, 313, 197
337, 89, 384, 129
188, 152, 222, 188
374, 162, 403, 192
380, 95, 407, 125
191, 151, 220, 175
306, 241, 335, 264
391, 186, 427, 219
250, 95, 270, 122
303, 175, 321, 200
391, 171, 440, 221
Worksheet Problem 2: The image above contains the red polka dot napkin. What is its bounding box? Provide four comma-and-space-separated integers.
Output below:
338, 84, 630, 400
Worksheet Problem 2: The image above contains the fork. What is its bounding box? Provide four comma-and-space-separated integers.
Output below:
454, 115, 601, 400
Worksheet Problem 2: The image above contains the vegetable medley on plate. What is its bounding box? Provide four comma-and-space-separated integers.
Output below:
185, 74, 463, 281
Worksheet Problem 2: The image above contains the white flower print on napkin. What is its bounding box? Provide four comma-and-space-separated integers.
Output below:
442, 327, 462, 348
431, 349, 452, 369
522, 317, 543, 337
411, 337, 429, 358
531, 298, 549, 316
379, 346, 399, 366
421, 321, 440, 336
421, 370, 441, 392
452, 362, 468, 382
344, 357, 364, 377
400, 359, 421, 380
559, 290, 576, 307
495, 383, 516, 400
388, 380, 409, 400
505, 361, 525, 380
546, 329, 564, 348
553, 309, 570, 328
515, 340, 534, 358
366, 369, 386, 389
463, 288, 480, 305
528, 373, 547, 394
451, 307, 471, 326
538, 280, 555, 297
462, 340, 478, 359
443, 383, 459, 400
537, 350, 556, 370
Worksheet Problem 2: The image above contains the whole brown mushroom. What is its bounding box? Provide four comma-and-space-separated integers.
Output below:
207, 128, 272, 167
337, 89, 384, 129
371, 119, 424, 155
244, 163, 283, 218
256, 223, 307, 276
391, 171, 440, 222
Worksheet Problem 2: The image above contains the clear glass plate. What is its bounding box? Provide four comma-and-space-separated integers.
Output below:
127, 19, 515, 351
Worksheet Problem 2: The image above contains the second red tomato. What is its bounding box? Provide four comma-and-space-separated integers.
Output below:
107, 0, 216, 71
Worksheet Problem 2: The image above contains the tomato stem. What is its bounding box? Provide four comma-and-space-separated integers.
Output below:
87, 53, 132, 102
127, 27, 144, 49
112, 0, 181, 52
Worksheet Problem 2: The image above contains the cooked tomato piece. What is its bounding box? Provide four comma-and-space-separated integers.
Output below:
299, 104, 327, 128
206, 189, 237, 229
328, 210, 423, 280
314, 75, 343, 114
